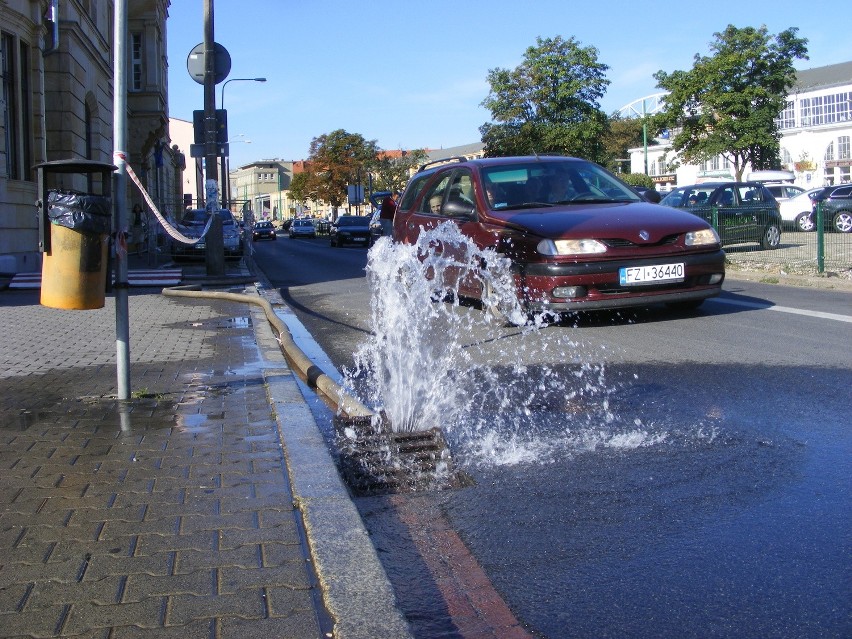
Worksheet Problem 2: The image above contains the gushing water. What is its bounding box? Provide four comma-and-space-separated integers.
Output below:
343, 222, 669, 467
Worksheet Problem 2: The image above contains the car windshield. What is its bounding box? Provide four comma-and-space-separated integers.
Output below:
337, 216, 370, 226
182, 209, 234, 226
295, 220, 313, 226
480, 160, 641, 210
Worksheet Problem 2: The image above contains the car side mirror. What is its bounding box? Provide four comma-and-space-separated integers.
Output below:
443, 200, 476, 220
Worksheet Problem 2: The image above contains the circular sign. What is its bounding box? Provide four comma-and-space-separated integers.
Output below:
186, 42, 231, 85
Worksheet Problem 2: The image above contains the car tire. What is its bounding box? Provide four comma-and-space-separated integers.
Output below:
795, 212, 816, 232
832, 211, 852, 233
760, 223, 782, 249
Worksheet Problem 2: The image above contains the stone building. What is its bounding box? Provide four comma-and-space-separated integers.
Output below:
0, 0, 178, 275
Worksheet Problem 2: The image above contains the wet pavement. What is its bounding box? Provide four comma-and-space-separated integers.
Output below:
0, 259, 410, 638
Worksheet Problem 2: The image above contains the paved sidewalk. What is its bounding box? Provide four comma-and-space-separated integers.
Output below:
0, 264, 410, 638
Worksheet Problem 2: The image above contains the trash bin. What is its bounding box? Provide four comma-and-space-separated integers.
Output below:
40, 190, 111, 310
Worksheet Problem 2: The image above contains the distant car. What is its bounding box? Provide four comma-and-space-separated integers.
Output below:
172, 208, 243, 261
811, 184, 852, 233
313, 218, 331, 235
392, 155, 725, 316
330, 215, 372, 247
369, 208, 385, 244
659, 182, 782, 250
778, 188, 822, 231
252, 220, 276, 241
289, 218, 316, 238
633, 186, 662, 203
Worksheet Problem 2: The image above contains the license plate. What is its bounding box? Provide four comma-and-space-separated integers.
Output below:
620, 263, 684, 285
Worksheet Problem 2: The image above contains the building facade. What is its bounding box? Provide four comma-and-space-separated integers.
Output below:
628, 61, 852, 190
1, 0, 178, 275
229, 159, 294, 223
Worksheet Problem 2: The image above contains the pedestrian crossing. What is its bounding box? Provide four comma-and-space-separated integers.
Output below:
7, 269, 182, 289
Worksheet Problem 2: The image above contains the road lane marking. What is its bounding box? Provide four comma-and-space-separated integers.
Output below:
712, 297, 852, 323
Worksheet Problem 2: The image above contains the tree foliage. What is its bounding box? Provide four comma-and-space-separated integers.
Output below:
371, 149, 428, 193
287, 171, 314, 204
304, 129, 379, 208
601, 114, 648, 173
653, 25, 808, 180
479, 36, 610, 162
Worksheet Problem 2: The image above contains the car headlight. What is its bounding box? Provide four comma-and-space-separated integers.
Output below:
685, 228, 720, 246
537, 239, 607, 256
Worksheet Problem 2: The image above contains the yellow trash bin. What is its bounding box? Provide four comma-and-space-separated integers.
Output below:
40, 189, 111, 310
41, 224, 109, 310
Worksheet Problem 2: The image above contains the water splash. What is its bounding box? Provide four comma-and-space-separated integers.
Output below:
343, 222, 667, 467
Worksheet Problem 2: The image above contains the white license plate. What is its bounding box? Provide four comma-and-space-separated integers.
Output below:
620, 263, 684, 285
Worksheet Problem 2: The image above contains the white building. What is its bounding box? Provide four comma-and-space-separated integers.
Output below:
628, 61, 852, 190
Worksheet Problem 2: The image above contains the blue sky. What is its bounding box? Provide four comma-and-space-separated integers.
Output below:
166, 0, 852, 168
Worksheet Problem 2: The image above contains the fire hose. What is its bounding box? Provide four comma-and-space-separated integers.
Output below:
162, 286, 375, 419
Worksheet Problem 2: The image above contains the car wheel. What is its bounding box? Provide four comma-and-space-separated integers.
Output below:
833, 211, 852, 233
760, 223, 782, 249
795, 212, 816, 232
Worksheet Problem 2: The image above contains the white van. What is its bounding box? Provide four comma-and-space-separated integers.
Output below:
746, 169, 795, 184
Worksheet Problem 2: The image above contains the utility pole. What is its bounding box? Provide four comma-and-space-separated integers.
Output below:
203, 0, 224, 275
113, 0, 130, 399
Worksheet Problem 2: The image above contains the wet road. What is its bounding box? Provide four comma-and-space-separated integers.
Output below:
252, 236, 851, 638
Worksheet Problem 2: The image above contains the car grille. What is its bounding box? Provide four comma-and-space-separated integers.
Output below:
602, 234, 679, 248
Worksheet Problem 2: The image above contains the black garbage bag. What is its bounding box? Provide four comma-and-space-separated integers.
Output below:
47, 189, 112, 235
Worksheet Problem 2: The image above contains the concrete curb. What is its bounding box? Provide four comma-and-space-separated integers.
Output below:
248, 296, 413, 639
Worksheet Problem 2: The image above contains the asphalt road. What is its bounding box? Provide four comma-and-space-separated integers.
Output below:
251, 234, 851, 638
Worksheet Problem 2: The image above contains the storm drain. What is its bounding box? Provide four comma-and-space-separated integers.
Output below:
334, 415, 472, 495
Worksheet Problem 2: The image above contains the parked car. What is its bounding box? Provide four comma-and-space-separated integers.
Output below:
765, 183, 806, 203
251, 220, 276, 241
330, 215, 372, 247
779, 188, 822, 231
313, 218, 331, 235
392, 155, 725, 316
810, 184, 852, 233
289, 218, 317, 238
172, 208, 243, 261
634, 185, 662, 203
659, 182, 782, 250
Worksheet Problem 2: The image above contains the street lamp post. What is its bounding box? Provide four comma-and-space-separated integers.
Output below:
219, 77, 266, 211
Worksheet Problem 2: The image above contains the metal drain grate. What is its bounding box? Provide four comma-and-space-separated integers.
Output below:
334, 415, 472, 495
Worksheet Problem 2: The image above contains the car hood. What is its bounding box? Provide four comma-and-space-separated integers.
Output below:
488, 202, 711, 243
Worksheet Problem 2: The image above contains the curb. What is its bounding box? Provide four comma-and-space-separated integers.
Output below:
247, 292, 413, 639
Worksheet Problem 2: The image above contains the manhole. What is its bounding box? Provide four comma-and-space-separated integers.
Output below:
334, 415, 472, 496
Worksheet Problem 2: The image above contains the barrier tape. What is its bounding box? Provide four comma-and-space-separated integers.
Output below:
114, 151, 212, 246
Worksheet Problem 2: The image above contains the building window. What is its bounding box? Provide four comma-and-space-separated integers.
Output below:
130, 32, 142, 91
776, 100, 795, 129
838, 136, 850, 161
1, 32, 32, 181
781, 148, 792, 167
824, 141, 834, 162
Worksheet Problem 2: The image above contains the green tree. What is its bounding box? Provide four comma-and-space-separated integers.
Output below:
653, 25, 808, 180
479, 36, 610, 162
601, 114, 649, 173
288, 171, 315, 205
306, 129, 379, 208
370, 149, 428, 193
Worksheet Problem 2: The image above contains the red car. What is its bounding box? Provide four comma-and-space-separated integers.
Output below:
392, 156, 725, 317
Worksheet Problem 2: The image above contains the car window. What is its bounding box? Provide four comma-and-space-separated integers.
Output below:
830, 186, 852, 198
716, 186, 737, 207
448, 170, 475, 206
400, 172, 433, 211
418, 173, 453, 215
738, 185, 767, 203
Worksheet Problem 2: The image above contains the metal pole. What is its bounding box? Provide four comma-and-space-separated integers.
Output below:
203, 0, 224, 275
113, 0, 131, 399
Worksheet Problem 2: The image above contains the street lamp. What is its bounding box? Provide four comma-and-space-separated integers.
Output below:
219, 77, 266, 210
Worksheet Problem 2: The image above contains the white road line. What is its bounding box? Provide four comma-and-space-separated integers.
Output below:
712, 297, 852, 323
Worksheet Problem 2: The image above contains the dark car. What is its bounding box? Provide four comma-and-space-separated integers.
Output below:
172, 208, 243, 261
659, 182, 782, 249
811, 184, 852, 233
392, 156, 725, 316
330, 215, 372, 247
251, 220, 276, 241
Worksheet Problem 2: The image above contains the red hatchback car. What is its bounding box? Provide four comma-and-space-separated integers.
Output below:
392, 156, 725, 316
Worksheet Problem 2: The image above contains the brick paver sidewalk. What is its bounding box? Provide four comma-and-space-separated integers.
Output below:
0, 287, 327, 638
